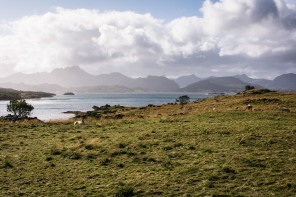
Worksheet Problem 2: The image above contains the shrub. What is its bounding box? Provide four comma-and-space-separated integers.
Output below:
50, 144, 63, 155
208, 175, 219, 181
92, 105, 100, 111
245, 85, 255, 91
222, 166, 237, 174
118, 143, 127, 148
176, 95, 190, 109
101, 158, 111, 166
2, 160, 13, 168
85, 144, 95, 150
117, 163, 125, 168
188, 146, 196, 150
7, 99, 34, 119
66, 151, 82, 160
45, 156, 53, 161
115, 186, 135, 197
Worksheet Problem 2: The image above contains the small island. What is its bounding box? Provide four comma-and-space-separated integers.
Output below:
63, 92, 75, 95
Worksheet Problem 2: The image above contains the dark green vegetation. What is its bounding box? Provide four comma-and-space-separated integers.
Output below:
176, 95, 190, 105
0, 87, 55, 100
245, 85, 255, 91
63, 92, 75, 95
0, 89, 295, 196
176, 95, 190, 109
7, 99, 34, 118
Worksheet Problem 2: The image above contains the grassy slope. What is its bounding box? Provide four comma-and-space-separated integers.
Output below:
0, 91, 295, 196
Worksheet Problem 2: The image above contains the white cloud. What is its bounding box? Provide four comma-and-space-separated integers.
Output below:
0, 0, 296, 78
199, 0, 295, 58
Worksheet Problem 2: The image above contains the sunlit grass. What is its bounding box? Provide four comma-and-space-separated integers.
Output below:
0, 91, 295, 196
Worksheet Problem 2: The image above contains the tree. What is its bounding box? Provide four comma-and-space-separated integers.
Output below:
176, 95, 190, 109
7, 99, 34, 118
92, 105, 100, 111
245, 85, 255, 91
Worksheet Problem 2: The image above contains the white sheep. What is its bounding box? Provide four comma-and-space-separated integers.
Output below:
246, 104, 252, 110
74, 119, 84, 125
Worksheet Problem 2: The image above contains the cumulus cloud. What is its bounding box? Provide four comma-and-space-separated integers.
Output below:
0, 0, 296, 78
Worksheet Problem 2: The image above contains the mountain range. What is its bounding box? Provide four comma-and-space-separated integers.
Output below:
182, 77, 262, 93
0, 66, 180, 93
174, 74, 202, 88
175, 73, 296, 92
0, 66, 295, 93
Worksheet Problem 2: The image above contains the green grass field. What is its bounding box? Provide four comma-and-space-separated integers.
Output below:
0, 90, 296, 196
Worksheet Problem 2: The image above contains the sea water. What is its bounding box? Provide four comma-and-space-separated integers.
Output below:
0, 93, 212, 121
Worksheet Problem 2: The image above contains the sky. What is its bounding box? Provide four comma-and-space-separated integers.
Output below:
0, 0, 296, 79
0, 0, 214, 22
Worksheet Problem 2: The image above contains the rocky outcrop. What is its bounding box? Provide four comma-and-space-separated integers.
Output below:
0, 114, 42, 122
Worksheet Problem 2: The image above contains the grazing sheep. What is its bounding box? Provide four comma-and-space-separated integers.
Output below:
281, 107, 290, 112
246, 104, 252, 110
74, 119, 85, 125
213, 108, 216, 111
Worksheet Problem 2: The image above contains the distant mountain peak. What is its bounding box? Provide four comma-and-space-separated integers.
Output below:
275, 73, 296, 78
182, 76, 257, 92
108, 72, 128, 77
236, 74, 249, 78
51, 66, 86, 73
174, 74, 202, 88
270, 73, 296, 90
66, 65, 84, 71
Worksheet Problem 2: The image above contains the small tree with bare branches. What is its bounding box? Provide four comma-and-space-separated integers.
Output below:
176, 95, 190, 109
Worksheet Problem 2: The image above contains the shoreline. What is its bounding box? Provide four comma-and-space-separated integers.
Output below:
1, 92, 213, 121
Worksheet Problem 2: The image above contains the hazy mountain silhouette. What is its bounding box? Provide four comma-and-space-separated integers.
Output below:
183, 77, 261, 92
93, 73, 180, 92
0, 66, 294, 93
49, 66, 96, 87
234, 73, 296, 91
0, 83, 66, 92
268, 73, 296, 90
0, 66, 180, 92
234, 74, 271, 87
93, 72, 135, 87
174, 74, 202, 88
70, 85, 134, 93
0, 83, 139, 94
134, 76, 180, 92
0, 66, 96, 87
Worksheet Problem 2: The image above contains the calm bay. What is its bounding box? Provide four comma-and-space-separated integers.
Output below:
0, 93, 212, 121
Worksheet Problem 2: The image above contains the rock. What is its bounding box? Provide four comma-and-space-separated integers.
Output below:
0, 115, 42, 122
281, 107, 290, 112
243, 98, 280, 104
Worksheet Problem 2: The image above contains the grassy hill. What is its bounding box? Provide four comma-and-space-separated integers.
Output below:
0, 87, 55, 100
0, 89, 295, 196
